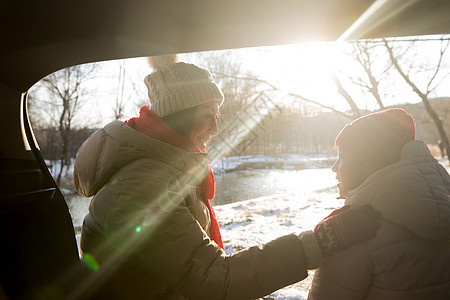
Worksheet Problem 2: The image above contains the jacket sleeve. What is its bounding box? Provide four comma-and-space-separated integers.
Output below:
109, 161, 312, 300
308, 244, 372, 300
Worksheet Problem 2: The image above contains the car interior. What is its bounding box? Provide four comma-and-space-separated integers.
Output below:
1, 0, 450, 299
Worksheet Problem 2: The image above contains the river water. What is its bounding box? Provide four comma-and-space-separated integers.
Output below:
66, 167, 336, 227
214, 168, 335, 205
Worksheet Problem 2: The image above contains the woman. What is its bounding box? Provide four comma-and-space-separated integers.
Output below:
309, 109, 450, 299
74, 55, 380, 299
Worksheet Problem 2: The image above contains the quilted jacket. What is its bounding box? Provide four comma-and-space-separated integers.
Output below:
309, 140, 450, 300
75, 121, 316, 300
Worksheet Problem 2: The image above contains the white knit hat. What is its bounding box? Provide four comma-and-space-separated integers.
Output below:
144, 55, 224, 118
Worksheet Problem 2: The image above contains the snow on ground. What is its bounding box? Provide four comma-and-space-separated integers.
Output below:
214, 156, 450, 299
211, 153, 336, 173
216, 173, 340, 253
214, 171, 341, 299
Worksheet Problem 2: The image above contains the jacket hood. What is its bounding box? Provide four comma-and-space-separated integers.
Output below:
74, 120, 209, 197
345, 140, 450, 241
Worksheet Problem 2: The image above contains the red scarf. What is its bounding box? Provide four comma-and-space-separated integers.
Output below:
125, 105, 223, 249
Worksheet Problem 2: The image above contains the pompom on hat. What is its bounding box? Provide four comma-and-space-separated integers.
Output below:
144, 54, 224, 118
335, 108, 415, 170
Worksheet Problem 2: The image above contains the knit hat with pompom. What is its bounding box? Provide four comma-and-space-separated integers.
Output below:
335, 108, 416, 170
144, 54, 224, 118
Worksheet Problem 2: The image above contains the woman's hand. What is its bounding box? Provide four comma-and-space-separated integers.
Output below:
313, 205, 380, 258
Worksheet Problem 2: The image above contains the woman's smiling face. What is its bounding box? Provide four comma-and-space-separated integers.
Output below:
189, 102, 220, 152
331, 148, 372, 198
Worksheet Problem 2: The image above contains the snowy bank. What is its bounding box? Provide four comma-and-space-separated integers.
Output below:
211, 154, 336, 173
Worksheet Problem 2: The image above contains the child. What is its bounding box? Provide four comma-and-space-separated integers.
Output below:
309, 108, 450, 299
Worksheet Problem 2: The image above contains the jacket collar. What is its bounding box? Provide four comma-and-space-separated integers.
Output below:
344, 140, 450, 241
104, 120, 210, 174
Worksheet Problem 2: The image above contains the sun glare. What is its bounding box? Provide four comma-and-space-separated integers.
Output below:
235, 42, 363, 111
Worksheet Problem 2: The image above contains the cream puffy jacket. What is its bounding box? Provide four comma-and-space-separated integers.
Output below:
74, 121, 319, 300
309, 140, 450, 300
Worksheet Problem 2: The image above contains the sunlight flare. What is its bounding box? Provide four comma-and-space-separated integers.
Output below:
338, 0, 419, 41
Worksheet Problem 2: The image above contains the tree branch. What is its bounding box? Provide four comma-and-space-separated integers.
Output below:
427, 38, 449, 94
213, 72, 354, 120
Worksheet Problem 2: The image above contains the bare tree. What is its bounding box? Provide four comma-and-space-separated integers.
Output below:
348, 40, 388, 110
331, 73, 361, 117
384, 37, 450, 162
188, 51, 358, 156
195, 51, 270, 155
194, 51, 264, 122
112, 61, 128, 120
211, 73, 355, 121
34, 64, 97, 184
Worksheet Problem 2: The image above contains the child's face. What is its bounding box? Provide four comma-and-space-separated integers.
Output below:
332, 148, 372, 198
